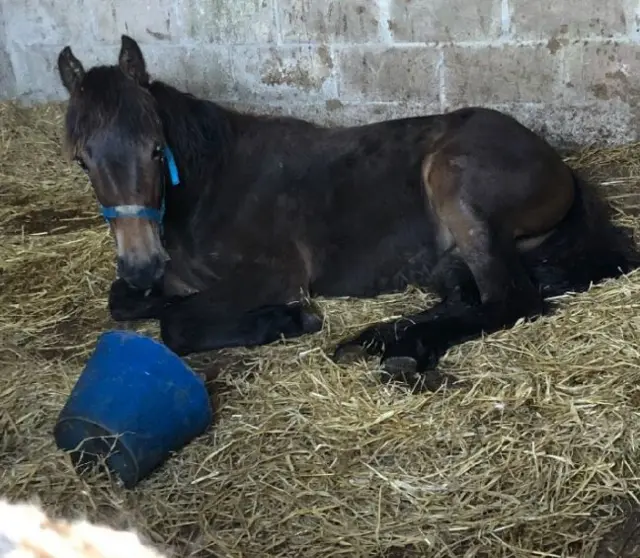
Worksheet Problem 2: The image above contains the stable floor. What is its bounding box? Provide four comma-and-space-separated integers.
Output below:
2, 102, 640, 558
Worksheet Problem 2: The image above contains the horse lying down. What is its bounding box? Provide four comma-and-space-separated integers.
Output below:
56, 35, 640, 392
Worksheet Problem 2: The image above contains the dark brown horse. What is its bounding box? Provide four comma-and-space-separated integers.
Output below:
56, 35, 639, 391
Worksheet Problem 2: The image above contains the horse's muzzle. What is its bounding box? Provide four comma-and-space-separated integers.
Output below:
117, 254, 166, 291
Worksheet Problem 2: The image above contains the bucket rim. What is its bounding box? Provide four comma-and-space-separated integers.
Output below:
53, 415, 140, 484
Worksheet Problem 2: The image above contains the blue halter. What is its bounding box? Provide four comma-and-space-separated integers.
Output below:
98, 146, 180, 228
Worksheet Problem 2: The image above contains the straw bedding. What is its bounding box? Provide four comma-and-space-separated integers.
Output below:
1, 100, 640, 558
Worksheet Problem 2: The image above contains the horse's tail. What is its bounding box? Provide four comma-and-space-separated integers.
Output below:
522, 169, 640, 298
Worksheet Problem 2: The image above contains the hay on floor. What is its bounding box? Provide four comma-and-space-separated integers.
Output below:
1, 100, 640, 558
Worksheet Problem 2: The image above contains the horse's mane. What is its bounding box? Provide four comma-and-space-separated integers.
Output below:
147, 80, 234, 179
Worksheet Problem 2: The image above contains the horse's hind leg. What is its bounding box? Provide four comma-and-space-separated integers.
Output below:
334, 137, 574, 390
428, 249, 480, 307
334, 200, 547, 388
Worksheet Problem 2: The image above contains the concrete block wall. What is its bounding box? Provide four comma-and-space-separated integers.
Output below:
2, 0, 640, 147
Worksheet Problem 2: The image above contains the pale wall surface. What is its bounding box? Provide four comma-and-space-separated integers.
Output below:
2, 0, 640, 147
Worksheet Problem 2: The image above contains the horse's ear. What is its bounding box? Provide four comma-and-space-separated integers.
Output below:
57, 46, 85, 93
118, 35, 149, 86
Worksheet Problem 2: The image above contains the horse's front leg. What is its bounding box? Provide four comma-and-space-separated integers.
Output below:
160, 296, 323, 356
157, 261, 322, 356
108, 277, 168, 322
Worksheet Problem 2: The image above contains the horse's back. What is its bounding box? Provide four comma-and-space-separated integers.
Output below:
190, 105, 578, 297
192, 109, 452, 296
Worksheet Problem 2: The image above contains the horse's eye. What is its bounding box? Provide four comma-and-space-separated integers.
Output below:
74, 157, 88, 173
152, 145, 164, 160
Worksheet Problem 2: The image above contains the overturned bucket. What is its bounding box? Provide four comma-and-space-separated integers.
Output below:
53, 330, 213, 488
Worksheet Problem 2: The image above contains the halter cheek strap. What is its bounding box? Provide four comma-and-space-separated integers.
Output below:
163, 145, 180, 187
98, 146, 180, 227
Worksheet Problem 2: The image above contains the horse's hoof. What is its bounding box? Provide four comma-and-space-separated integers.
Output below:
379, 356, 422, 390
332, 342, 369, 364
301, 311, 324, 334
381, 355, 418, 375
379, 356, 463, 393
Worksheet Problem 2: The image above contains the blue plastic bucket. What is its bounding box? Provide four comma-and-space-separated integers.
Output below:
53, 330, 213, 488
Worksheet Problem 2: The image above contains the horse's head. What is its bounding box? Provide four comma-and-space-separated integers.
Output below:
57, 35, 172, 291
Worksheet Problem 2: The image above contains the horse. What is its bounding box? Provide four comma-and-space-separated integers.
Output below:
56, 35, 640, 392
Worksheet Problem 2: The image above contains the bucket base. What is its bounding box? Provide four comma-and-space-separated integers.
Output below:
54, 418, 139, 489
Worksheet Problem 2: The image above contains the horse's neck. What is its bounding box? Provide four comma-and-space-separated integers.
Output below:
150, 82, 232, 216
153, 81, 231, 157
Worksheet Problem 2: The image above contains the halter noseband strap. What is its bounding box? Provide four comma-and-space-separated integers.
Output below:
98, 146, 180, 227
